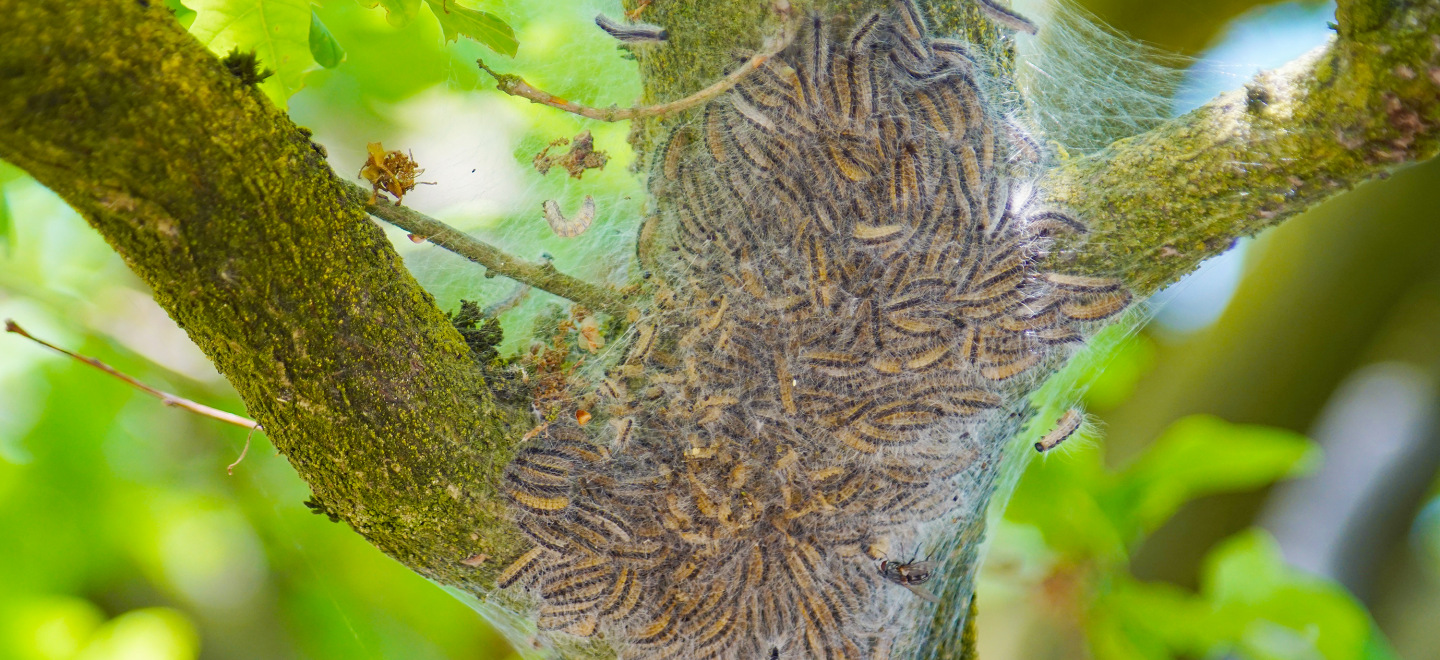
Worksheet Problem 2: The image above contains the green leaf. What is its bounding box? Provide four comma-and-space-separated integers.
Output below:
424, 0, 518, 56
308, 11, 346, 69
1091, 577, 1219, 660
187, 0, 315, 107
1202, 529, 1398, 660
1110, 415, 1320, 535
165, 0, 197, 28
359, 0, 423, 27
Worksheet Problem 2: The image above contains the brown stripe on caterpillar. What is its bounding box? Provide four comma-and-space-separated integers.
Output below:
659, 126, 692, 181
502, 482, 570, 515
547, 434, 610, 464
853, 222, 907, 244
542, 196, 596, 238
692, 606, 741, 653
676, 579, 730, 637
518, 516, 573, 552
1025, 210, 1088, 236
901, 342, 953, 371
893, 0, 930, 47
1029, 325, 1082, 344
825, 42, 854, 122
1043, 272, 1126, 293
729, 93, 781, 134
536, 600, 598, 631
848, 36, 879, 121
956, 142, 986, 206
798, 596, 844, 660
998, 307, 1061, 332
624, 322, 657, 364
979, 351, 1043, 380
846, 419, 925, 449
1036, 408, 1084, 453
931, 38, 977, 69
597, 376, 628, 402
559, 615, 600, 638
826, 135, 878, 182
569, 499, 635, 541
508, 462, 570, 490
890, 142, 921, 211
1007, 119, 1044, 167
496, 546, 544, 588
912, 88, 959, 139
551, 518, 614, 555
703, 103, 731, 163
632, 599, 682, 645
597, 566, 640, 618
886, 313, 949, 337
726, 118, 783, 172
610, 539, 670, 567
541, 562, 611, 604
835, 427, 879, 454
736, 65, 803, 117
977, 0, 1039, 34
803, 12, 832, 105
978, 112, 998, 174
508, 450, 573, 478
848, 11, 884, 51
866, 400, 944, 431
1060, 289, 1132, 321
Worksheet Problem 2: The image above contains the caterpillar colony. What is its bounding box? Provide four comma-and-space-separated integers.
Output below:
495, 0, 1130, 657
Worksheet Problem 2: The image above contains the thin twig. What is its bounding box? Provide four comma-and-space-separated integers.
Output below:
476, 1, 798, 122
4, 319, 262, 431
227, 426, 255, 474
353, 182, 630, 316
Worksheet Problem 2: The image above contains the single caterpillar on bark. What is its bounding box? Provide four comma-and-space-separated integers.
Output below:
496, 1, 1129, 657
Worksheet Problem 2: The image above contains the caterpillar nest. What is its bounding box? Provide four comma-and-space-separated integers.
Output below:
497, 1, 1130, 657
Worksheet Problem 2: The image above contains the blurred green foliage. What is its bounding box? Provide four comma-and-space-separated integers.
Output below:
3, 0, 1438, 659
992, 325, 1397, 659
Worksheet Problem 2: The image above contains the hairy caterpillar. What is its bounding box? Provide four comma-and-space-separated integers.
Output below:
596, 13, 670, 43
497, 1, 1129, 657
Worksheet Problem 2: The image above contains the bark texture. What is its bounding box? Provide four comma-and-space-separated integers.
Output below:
0, 0, 530, 592
1, 0, 1438, 657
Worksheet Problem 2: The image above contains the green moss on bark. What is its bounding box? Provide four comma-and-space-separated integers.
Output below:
0, 0, 530, 590
1046, 0, 1440, 294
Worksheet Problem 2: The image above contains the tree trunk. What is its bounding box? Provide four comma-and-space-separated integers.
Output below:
0, 0, 1436, 656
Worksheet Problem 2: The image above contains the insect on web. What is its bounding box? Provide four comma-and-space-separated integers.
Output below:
490, 1, 1141, 658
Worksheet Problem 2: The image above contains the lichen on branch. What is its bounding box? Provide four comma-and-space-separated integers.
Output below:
0, 0, 1437, 658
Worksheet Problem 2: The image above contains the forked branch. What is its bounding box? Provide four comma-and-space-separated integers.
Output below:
477, 1, 798, 122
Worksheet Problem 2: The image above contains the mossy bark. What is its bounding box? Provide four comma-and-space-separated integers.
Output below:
1046, 0, 1440, 295
1, 0, 1438, 658
0, 0, 530, 591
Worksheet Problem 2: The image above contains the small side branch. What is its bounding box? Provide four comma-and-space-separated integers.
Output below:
476, 1, 798, 122
4, 319, 261, 431
1043, 0, 1440, 294
356, 183, 630, 316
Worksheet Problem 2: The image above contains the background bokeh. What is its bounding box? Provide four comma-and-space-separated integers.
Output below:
1, 0, 1437, 658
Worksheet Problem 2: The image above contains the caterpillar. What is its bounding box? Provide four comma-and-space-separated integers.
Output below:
496, 2, 1129, 657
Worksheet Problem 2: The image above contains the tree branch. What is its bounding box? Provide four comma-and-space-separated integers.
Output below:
4, 319, 261, 431
1, 0, 1437, 657
0, 0, 530, 591
359, 183, 631, 316
474, 0, 798, 123
1045, 0, 1440, 294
